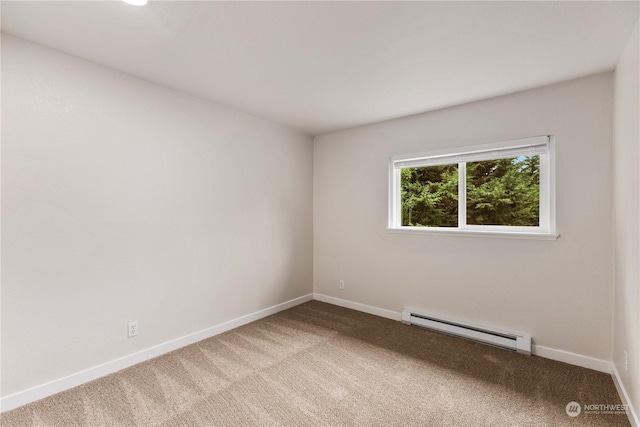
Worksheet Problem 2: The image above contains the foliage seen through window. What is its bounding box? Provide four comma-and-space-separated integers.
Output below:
401, 156, 540, 227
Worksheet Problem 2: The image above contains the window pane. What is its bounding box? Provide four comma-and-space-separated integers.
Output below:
466, 155, 540, 226
401, 164, 458, 227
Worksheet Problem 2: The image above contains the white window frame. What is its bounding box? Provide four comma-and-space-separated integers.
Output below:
388, 136, 557, 240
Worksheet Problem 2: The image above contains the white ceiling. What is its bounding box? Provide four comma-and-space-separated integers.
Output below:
2, 1, 638, 136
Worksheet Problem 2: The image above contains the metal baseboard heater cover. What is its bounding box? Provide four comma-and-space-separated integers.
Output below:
402, 309, 532, 355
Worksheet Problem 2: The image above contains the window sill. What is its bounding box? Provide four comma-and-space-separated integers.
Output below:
387, 227, 559, 240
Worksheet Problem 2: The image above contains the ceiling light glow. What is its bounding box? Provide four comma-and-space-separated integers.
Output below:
122, 0, 148, 6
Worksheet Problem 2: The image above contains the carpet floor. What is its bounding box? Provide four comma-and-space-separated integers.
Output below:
1, 300, 630, 426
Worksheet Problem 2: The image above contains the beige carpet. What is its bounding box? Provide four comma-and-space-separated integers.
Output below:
1, 301, 630, 426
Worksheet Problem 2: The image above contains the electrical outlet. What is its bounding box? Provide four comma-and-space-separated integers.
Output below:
128, 321, 138, 338
624, 351, 628, 371
339, 280, 345, 290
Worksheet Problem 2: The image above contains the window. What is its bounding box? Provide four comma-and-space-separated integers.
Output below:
389, 136, 557, 239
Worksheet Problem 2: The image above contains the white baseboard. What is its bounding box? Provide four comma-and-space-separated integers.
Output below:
531, 345, 611, 373
4, 292, 633, 427
313, 293, 402, 321
0, 293, 313, 413
611, 363, 639, 427
313, 294, 614, 374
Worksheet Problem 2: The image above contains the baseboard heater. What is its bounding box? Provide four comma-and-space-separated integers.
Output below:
401, 309, 531, 355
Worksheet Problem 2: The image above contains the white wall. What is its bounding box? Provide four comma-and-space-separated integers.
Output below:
614, 21, 639, 415
1, 36, 313, 397
314, 73, 614, 360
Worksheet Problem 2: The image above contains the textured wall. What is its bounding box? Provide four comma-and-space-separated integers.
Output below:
314, 73, 614, 361
1, 36, 313, 396
613, 21, 640, 416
